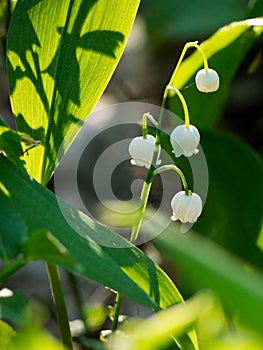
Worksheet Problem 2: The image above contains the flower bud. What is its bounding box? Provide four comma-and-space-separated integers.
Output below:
195, 68, 219, 93
170, 124, 200, 157
171, 191, 202, 223
128, 134, 161, 169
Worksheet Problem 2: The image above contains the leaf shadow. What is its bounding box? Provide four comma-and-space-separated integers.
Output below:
7, 0, 125, 184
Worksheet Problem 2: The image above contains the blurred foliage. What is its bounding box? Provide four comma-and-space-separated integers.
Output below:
141, 0, 263, 46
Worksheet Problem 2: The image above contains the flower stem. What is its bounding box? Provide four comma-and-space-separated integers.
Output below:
111, 291, 123, 332
46, 263, 73, 350
166, 86, 190, 127
170, 41, 209, 83
130, 179, 152, 243
153, 165, 189, 195
142, 113, 159, 139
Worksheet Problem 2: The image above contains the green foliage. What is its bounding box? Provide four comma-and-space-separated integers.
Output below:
151, 226, 263, 334
195, 131, 263, 266
0, 155, 197, 349
7, 0, 140, 185
0, 321, 15, 350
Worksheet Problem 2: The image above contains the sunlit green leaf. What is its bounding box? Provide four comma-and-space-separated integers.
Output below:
7, 0, 140, 185
0, 321, 15, 350
0, 155, 197, 350
152, 227, 263, 334
112, 291, 213, 350
10, 327, 62, 350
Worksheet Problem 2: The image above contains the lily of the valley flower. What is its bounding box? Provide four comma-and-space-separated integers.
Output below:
195, 68, 220, 93
128, 134, 161, 169
170, 124, 200, 157
171, 190, 202, 223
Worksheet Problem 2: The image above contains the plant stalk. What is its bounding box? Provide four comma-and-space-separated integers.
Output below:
46, 263, 73, 350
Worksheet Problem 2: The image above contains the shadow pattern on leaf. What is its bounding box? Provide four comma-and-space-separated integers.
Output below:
7, 0, 124, 185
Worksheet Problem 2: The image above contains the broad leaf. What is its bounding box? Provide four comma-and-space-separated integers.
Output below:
159, 129, 263, 267
195, 131, 263, 267
7, 0, 140, 185
153, 228, 263, 334
0, 155, 197, 350
168, 19, 263, 129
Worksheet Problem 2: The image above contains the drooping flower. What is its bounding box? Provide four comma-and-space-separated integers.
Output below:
170, 124, 200, 157
128, 134, 161, 169
195, 68, 220, 93
171, 190, 202, 223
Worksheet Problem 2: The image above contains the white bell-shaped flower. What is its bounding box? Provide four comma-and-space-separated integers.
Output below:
171, 191, 202, 223
170, 124, 200, 157
128, 134, 161, 169
195, 68, 220, 93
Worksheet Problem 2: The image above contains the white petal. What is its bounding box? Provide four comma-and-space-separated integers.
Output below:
129, 135, 161, 168
170, 125, 200, 158
171, 191, 202, 224
195, 68, 220, 93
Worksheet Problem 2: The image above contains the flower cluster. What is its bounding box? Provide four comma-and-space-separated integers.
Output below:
128, 42, 219, 226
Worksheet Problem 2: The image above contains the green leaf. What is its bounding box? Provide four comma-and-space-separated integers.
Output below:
22, 230, 73, 266
153, 228, 263, 334
0, 155, 197, 350
0, 290, 27, 326
0, 321, 15, 350
141, 0, 249, 43
7, 0, 140, 185
194, 131, 263, 267
112, 291, 213, 350
0, 189, 28, 261
0, 120, 25, 170
168, 19, 263, 129
159, 129, 263, 267
10, 327, 62, 350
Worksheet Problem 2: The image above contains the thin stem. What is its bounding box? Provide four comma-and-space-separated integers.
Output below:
166, 86, 190, 127
46, 263, 73, 350
142, 113, 159, 139
153, 165, 189, 195
157, 87, 170, 132
66, 271, 88, 332
170, 41, 209, 84
142, 113, 148, 139
111, 292, 123, 332
130, 180, 152, 243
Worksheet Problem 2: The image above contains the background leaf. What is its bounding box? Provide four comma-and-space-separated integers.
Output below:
153, 228, 263, 335
159, 129, 263, 267
0, 290, 27, 326
0, 155, 197, 349
7, 0, 140, 185
168, 19, 263, 129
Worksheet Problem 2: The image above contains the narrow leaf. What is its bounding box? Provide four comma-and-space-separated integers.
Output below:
7, 0, 140, 184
